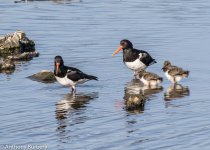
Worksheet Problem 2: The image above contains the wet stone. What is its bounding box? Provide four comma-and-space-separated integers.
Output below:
0, 31, 39, 73
0, 31, 35, 54
0, 59, 15, 74
7, 51, 39, 61
28, 70, 56, 83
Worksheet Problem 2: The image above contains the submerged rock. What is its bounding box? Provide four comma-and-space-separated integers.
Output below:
0, 59, 15, 74
124, 93, 145, 111
124, 79, 163, 113
124, 80, 146, 112
28, 70, 56, 83
0, 31, 35, 54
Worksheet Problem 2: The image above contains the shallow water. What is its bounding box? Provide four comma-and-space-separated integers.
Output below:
1, 0, 210, 149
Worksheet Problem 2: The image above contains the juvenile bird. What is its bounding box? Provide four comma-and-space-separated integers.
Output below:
162, 60, 189, 84
138, 70, 163, 86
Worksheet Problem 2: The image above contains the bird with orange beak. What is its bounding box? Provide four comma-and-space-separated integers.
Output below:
54, 56, 98, 94
112, 39, 156, 77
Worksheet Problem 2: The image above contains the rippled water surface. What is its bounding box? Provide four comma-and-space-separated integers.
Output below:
1, 0, 210, 149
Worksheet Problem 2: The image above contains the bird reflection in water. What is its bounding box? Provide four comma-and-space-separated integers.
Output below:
124, 79, 163, 114
56, 93, 97, 119
55, 92, 98, 143
164, 84, 190, 101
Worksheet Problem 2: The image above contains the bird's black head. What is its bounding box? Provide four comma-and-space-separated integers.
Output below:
120, 39, 133, 49
112, 39, 133, 56
54, 55, 64, 76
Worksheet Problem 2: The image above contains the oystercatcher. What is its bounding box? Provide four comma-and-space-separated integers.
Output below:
162, 60, 189, 84
54, 56, 98, 93
138, 70, 163, 86
112, 39, 156, 77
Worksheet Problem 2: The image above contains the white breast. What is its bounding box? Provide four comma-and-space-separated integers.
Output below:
140, 77, 149, 85
165, 71, 183, 83
165, 71, 173, 83
175, 76, 183, 83
140, 77, 161, 86
165, 71, 171, 80
55, 76, 75, 87
125, 59, 146, 71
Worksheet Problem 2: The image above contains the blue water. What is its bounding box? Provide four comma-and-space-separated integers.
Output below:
1, 0, 210, 149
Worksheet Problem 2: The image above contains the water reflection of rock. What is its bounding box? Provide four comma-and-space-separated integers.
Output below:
164, 84, 190, 101
124, 79, 163, 113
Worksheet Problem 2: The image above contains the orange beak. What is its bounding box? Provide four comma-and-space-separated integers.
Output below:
112, 46, 123, 57
55, 62, 60, 75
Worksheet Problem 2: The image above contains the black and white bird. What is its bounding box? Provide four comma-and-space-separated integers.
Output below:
162, 60, 189, 84
112, 39, 156, 77
54, 56, 98, 93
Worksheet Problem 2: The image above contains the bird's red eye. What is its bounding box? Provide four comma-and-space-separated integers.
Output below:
121, 42, 126, 46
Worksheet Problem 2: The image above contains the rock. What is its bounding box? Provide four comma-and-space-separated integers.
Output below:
0, 31, 35, 54
0, 31, 39, 73
124, 92, 145, 111
28, 70, 56, 83
124, 80, 146, 112
0, 59, 15, 74
7, 51, 39, 61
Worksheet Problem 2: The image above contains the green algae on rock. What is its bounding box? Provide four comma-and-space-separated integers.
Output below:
28, 70, 56, 83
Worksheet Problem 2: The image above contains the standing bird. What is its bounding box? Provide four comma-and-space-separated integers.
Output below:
138, 70, 163, 86
54, 56, 98, 94
112, 39, 156, 77
162, 60, 189, 84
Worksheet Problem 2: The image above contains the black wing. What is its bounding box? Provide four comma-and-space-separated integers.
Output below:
65, 66, 98, 82
65, 66, 83, 73
133, 49, 156, 66
67, 70, 87, 82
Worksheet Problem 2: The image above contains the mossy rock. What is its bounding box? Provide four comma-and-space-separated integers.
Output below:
28, 70, 56, 83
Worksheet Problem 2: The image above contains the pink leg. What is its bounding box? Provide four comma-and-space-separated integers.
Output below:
71, 86, 76, 94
